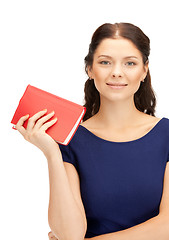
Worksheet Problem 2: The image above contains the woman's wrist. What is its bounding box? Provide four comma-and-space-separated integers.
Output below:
44, 143, 62, 162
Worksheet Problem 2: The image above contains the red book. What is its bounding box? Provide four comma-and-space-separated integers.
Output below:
11, 85, 86, 145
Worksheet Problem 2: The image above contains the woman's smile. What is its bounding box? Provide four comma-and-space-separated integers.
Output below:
106, 84, 128, 89
106, 82, 128, 89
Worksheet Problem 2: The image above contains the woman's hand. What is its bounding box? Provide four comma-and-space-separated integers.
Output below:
48, 231, 89, 240
48, 231, 58, 239
15, 109, 59, 158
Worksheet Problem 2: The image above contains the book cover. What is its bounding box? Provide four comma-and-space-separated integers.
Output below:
11, 85, 86, 145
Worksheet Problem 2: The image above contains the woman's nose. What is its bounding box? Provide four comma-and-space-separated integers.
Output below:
112, 73, 122, 78
111, 64, 123, 78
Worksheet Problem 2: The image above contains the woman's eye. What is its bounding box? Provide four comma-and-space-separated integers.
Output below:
100, 61, 111, 65
126, 62, 136, 66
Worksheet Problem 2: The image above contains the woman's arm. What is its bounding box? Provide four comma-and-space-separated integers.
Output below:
87, 214, 169, 240
48, 147, 86, 240
15, 110, 86, 240
47, 146, 87, 240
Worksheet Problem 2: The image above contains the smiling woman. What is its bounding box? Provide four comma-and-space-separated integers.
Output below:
13, 22, 169, 240
83, 23, 155, 122
58, 23, 169, 239
86, 38, 148, 103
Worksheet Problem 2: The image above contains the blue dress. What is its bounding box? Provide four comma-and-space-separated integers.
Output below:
58, 117, 169, 238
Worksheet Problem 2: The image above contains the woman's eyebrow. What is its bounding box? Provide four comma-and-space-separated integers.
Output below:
123, 56, 138, 59
98, 55, 112, 59
98, 55, 138, 59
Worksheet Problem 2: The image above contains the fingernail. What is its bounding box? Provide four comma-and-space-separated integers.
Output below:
53, 118, 57, 121
25, 114, 29, 117
42, 109, 47, 111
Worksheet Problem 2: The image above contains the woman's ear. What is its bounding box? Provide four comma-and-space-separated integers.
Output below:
145, 60, 149, 71
87, 65, 93, 79
142, 60, 149, 80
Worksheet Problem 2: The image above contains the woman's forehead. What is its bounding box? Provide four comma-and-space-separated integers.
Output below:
94, 38, 142, 59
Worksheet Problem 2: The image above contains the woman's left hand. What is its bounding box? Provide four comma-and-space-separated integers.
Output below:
48, 231, 89, 240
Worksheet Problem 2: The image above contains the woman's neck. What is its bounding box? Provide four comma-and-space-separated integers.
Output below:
93, 97, 145, 129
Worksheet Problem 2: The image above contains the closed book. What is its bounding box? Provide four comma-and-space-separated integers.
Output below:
11, 85, 86, 145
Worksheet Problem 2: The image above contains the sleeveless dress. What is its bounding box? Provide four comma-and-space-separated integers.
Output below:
59, 117, 169, 238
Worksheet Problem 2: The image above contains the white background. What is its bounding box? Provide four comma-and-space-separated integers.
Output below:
1, 0, 169, 239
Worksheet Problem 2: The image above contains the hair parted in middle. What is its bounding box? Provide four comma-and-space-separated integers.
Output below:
83, 23, 157, 122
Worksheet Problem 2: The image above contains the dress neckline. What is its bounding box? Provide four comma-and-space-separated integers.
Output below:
79, 117, 165, 144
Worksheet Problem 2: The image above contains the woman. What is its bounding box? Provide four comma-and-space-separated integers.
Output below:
15, 23, 169, 240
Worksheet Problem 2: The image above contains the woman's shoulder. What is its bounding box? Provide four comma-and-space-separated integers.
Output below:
149, 116, 169, 138
80, 115, 98, 131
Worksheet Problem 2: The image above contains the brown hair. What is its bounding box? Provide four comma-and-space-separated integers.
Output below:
83, 23, 157, 121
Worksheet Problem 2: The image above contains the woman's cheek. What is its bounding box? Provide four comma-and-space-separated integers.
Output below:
128, 78, 142, 95
93, 78, 102, 93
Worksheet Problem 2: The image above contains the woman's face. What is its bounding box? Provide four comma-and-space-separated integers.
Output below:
88, 38, 148, 102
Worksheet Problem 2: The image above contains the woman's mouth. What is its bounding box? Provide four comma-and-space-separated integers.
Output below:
106, 83, 128, 89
